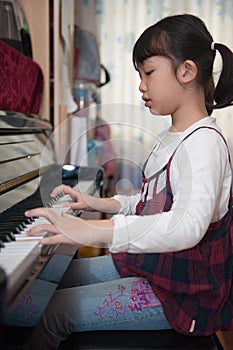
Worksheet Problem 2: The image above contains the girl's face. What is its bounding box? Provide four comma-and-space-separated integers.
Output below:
138, 56, 184, 117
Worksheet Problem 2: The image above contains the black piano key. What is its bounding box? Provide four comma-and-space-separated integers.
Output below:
7, 232, 16, 240
0, 231, 16, 241
14, 227, 22, 235
0, 192, 56, 240
23, 217, 34, 224
0, 234, 13, 242
0, 177, 68, 245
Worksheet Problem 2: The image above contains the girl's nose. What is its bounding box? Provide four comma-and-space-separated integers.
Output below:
139, 80, 146, 93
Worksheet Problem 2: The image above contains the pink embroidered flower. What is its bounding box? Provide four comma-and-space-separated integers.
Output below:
128, 294, 142, 311
95, 309, 104, 319
103, 299, 109, 307
114, 301, 122, 309
131, 288, 139, 295
94, 285, 128, 319
118, 285, 126, 292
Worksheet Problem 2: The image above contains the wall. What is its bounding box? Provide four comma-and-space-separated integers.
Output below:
21, 0, 50, 120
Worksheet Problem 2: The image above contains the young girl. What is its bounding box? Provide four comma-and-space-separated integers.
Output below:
25, 14, 233, 349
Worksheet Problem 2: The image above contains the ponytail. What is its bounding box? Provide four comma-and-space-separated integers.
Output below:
213, 43, 233, 110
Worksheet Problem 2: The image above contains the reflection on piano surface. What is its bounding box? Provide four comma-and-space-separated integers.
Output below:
0, 110, 103, 348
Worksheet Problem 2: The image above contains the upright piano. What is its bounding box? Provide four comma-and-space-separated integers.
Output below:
0, 110, 103, 349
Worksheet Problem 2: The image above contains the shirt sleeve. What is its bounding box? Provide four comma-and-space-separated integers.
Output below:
109, 129, 232, 253
113, 193, 141, 215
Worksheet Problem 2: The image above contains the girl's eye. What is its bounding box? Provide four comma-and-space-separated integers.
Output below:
145, 70, 154, 76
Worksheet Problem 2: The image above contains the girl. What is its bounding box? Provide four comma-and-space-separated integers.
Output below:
25, 14, 233, 349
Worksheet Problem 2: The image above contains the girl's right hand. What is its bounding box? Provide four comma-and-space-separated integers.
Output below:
51, 184, 121, 214
50, 184, 99, 211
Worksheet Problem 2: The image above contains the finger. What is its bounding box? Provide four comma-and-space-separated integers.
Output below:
40, 234, 73, 246
63, 201, 84, 210
25, 207, 59, 223
50, 184, 76, 198
53, 185, 79, 202
61, 212, 75, 219
26, 223, 60, 236
50, 184, 66, 197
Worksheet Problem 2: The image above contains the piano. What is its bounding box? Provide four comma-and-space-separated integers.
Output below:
0, 110, 103, 348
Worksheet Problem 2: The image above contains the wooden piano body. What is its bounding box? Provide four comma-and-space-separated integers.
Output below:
0, 110, 103, 349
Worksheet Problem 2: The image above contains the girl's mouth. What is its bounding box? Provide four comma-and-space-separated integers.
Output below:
143, 98, 151, 108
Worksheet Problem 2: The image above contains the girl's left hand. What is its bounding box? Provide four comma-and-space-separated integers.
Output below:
25, 207, 88, 246
24, 207, 114, 247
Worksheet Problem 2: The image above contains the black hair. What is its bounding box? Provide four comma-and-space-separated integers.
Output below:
133, 14, 233, 115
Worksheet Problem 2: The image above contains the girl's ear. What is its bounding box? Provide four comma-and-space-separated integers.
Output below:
177, 60, 198, 84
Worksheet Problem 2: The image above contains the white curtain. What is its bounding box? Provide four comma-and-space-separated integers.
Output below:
75, 0, 233, 165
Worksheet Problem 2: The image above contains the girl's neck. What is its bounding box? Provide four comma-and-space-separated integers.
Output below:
170, 112, 208, 132
170, 81, 208, 132
170, 99, 208, 132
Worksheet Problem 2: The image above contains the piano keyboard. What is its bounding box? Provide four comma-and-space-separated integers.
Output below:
0, 180, 94, 300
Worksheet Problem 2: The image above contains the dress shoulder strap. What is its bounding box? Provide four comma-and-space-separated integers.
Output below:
168, 126, 231, 165
166, 126, 232, 210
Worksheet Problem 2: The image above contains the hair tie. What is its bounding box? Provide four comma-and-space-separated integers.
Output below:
211, 41, 215, 51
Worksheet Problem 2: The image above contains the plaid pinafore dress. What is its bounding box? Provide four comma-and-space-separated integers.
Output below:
112, 127, 233, 336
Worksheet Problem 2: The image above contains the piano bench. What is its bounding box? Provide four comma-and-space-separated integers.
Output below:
58, 329, 223, 349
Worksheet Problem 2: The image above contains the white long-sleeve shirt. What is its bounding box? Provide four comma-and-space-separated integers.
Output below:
109, 117, 232, 254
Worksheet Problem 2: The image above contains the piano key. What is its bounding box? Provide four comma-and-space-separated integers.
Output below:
0, 179, 96, 301
0, 234, 13, 243
0, 111, 104, 321
2, 231, 19, 240
0, 240, 41, 295
1, 193, 80, 292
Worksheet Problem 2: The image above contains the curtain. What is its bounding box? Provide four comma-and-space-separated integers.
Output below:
75, 0, 233, 168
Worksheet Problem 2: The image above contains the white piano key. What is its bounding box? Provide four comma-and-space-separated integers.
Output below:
0, 240, 41, 292
0, 179, 95, 299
